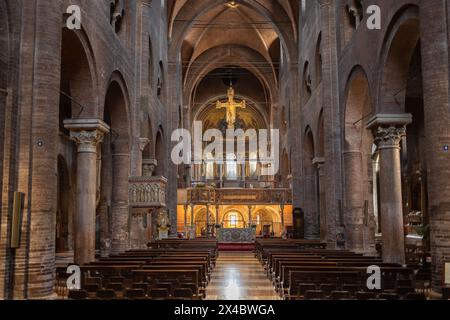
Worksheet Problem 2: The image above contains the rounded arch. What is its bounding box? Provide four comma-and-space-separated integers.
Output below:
103, 71, 131, 153
344, 66, 372, 151
60, 27, 98, 119
222, 208, 246, 228
184, 46, 276, 108
378, 5, 420, 114
193, 206, 216, 221
193, 206, 216, 236
99, 71, 132, 254
342, 65, 376, 253
263, 206, 282, 223
194, 94, 269, 131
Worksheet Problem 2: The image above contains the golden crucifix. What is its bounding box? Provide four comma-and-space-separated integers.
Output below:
216, 86, 246, 129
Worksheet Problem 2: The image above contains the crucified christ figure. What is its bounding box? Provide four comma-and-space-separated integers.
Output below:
216, 86, 246, 129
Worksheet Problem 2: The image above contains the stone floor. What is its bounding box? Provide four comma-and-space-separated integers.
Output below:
205, 251, 281, 300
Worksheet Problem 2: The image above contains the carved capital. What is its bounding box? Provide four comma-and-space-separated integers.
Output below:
374, 126, 406, 150
70, 130, 105, 153
64, 119, 110, 153
139, 138, 150, 152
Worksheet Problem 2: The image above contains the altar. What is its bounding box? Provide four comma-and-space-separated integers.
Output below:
217, 228, 255, 243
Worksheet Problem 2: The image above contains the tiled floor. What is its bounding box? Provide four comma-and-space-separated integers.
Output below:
206, 251, 281, 300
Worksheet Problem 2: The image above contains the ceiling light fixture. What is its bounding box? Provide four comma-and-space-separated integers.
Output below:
226, 1, 239, 9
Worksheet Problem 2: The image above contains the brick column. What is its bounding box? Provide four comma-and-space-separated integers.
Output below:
65, 120, 109, 265
318, 0, 342, 248
419, 0, 450, 291
342, 150, 373, 253
368, 114, 412, 264
0, 0, 62, 299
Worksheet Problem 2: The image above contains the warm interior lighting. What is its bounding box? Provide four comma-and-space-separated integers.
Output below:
227, 1, 239, 9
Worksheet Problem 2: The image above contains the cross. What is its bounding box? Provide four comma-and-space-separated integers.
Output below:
216, 86, 246, 129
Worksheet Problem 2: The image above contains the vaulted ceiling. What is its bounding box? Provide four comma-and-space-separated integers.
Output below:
167, 0, 299, 123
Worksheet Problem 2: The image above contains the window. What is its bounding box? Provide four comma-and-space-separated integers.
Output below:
230, 214, 237, 228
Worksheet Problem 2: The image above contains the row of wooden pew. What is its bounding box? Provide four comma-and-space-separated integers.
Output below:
58, 239, 218, 300
255, 239, 426, 300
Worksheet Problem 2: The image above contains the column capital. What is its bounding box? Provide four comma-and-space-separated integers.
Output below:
64, 119, 110, 153
373, 125, 406, 150
366, 114, 412, 150
366, 113, 412, 129
138, 137, 150, 152
70, 130, 106, 153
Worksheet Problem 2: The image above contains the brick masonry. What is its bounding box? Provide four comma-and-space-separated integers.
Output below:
1, 0, 450, 298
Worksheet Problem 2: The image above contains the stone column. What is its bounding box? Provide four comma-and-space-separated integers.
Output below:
368, 114, 412, 264
314, 158, 327, 243
247, 205, 253, 228
65, 119, 110, 265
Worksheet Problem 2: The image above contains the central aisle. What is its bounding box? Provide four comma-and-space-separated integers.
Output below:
206, 251, 281, 300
